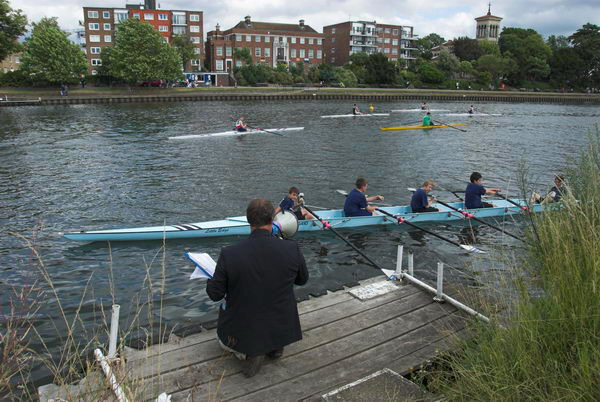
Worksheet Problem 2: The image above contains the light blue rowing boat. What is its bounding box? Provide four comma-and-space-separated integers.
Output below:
63, 199, 542, 242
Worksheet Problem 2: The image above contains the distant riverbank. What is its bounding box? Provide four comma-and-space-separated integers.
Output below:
1, 87, 599, 107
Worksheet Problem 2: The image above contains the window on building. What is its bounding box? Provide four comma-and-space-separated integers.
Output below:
385, 28, 391, 34
91, 59, 102, 66
14, 56, 19, 63
172, 14, 186, 25
384, 48, 390, 53
158, 14, 168, 20
90, 47, 101, 54
87, 11, 98, 18
308, 49, 314, 58
291, 37, 296, 44
331, 47, 336, 52
89, 23, 99, 30
225, 47, 232, 56
317, 50, 322, 59
133, 13, 140, 19
255, 47, 261, 57
216, 60, 224, 71
173, 26, 186, 35
102, 11, 110, 19
377, 37, 383, 43
89, 35, 100, 42
392, 39, 398, 45
331, 28, 336, 34
246, 35, 251, 41
144, 13, 154, 20
332, 57, 335, 63
256, 35, 261, 42
104, 35, 112, 42
191, 59, 199, 66
299, 49, 305, 58
91, 69, 97, 75
216, 47, 223, 56
392, 48, 398, 55
103, 23, 111, 30
307, 38, 313, 45
392, 29, 399, 35
193, 48, 200, 54
264, 36, 270, 43
265, 47, 270, 57
299, 37, 305, 44
191, 37, 200, 44
291, 48, 297, 58
236, 34, 242, 41
235, 60, 242, 67
332, 37, 336, 43
317, 38, 322, 45
114, 11, 128, 23
190, 25, 200, 32
189, 14, 200, 22
384, 38, 390, 44
159, 25, 168, 32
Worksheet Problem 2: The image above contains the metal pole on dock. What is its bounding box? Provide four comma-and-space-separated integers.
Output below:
407, 251, 414, 276
434, 262, 444, 302
94, 348, 129, 402
108, 304, 120, 359
394, 245, 404, 278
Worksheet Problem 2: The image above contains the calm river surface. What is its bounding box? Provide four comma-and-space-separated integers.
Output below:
0, 99, 597, 384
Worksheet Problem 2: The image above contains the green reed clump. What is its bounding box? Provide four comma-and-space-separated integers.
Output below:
429, 129, 600, 401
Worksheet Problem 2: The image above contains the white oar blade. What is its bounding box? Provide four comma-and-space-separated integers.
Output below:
336, 189, 349, 196
460, 244, 486, 254
407, 187, 417, 192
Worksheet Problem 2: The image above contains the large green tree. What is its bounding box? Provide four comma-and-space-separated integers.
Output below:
0, 0, 27, 62
546, 34, 570, 51
233, 47, 252, 65
109, 18, 181, 83
475, 54, 517, 82
569, 23, 600, 87
414, 33, 445, 59
365, 53, 396, 85
435, 49, 460, 75
452, 37, 484, 62
172, 34, 196, 71
499, 27, 552, 83
20, 17, 86, 84
549, 47, 587, 88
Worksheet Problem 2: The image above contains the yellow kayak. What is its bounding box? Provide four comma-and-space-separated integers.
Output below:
381, 124, 468, 131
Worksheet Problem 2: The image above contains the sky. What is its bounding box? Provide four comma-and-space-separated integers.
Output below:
10, 0, 599, 40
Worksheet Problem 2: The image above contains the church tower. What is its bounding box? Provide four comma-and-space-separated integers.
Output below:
475, 3, 502, 42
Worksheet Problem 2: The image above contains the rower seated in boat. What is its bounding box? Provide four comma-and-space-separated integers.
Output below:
411, 180, 439, 213
343, 178, 384, 217
421, 102, 429, 110
235, 116, 248, 132
531, 175, 565, 204
468, 105, 475, 114
352, 104, 362, 115
275, 187, 314, 220
422, 112, 434, 126
465, 172, 500, 209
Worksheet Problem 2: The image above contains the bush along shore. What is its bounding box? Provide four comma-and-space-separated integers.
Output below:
423, 129, 600, 400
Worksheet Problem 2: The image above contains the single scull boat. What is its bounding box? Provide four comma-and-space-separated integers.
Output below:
168, 127, 304, 140
380, 124, 468, 131
320, 113, 389, 118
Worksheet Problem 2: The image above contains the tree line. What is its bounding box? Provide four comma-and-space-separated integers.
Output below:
1, 0, 599, 90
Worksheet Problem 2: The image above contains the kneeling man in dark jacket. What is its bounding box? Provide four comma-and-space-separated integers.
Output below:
206, 199, 309, 377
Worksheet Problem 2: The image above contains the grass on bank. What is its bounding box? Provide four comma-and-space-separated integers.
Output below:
425, 129, 600, 400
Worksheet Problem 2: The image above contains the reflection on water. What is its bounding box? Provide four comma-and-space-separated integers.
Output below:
0, 100, 595, 384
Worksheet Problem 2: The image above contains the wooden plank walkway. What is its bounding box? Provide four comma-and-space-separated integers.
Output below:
121, 277, 469, 401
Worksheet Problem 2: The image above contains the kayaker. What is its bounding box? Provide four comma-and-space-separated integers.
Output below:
235, 116, 248, 132
274, 186, 314, 220
422, 112, 434, 126
468, 105, 475, 114
464, 172, 500, 209
343, 178, 384, 217
411, 180, 440, 213
352, 104, 362, 115
206, 199, 308, 378
420, 102, 429, 110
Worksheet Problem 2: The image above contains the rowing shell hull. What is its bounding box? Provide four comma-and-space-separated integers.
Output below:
391, 109, 450, 112
320, 113, 389, 118
168, 127, 304, 140
443, 113, 502, 117
63, 199, 542, 242
380, 124, 468, 131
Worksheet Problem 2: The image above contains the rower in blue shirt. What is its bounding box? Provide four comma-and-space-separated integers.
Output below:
343, 178, 384, 217
411, 180, 439, 213
274, 186, 314, 220
464, 172, 500, 209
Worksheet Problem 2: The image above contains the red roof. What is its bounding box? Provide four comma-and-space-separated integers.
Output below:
230, 21, 319, 34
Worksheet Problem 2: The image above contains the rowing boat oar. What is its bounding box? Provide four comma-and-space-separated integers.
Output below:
301, 205, 383, 269
407, 187, 522, 241
246, 125, 284, 137
495, 193, 529, 212
432, 119, 467, 132
335, 189, 393, 206
375, 208, 485, 253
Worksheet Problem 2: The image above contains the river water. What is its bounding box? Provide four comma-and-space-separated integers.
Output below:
0, 99, 596, 385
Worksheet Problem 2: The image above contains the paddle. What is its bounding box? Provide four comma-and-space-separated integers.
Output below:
335, 189, 393, 207
432, 119, 467, 132
300, 205, 384, 270
407, 188, 523, 242
374, 208, 485, 253
245, 125, 284, 137
495, 193, 529, 212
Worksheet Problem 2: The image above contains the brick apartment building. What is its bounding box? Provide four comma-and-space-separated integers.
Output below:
323, 21, 417, 66
205, 16, 324, 74
82, 0, 203, 74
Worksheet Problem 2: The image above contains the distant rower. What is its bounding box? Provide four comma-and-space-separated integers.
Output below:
421, 102, 429, 110
235, 116, 248, 132
352, 104, 362, 115
422, 111, 434, 126
468, 105, 475, 114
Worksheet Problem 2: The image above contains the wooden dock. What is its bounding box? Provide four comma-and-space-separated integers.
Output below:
119, 276, 468, 401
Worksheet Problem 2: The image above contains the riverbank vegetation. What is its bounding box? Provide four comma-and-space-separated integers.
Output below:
426, 130, 600, 400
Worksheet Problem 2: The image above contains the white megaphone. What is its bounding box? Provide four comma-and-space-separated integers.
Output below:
272, 210, 299, 238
